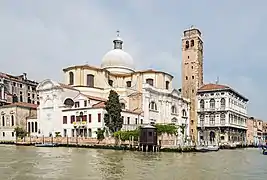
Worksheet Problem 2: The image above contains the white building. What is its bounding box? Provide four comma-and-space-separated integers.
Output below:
196, 83, 248, 145
32, 32, 190, 138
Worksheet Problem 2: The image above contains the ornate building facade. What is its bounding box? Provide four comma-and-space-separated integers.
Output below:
0, 72, 39, 106
32, 32, 190, 139
196, 83, 248, 145
181, 27, 204, 141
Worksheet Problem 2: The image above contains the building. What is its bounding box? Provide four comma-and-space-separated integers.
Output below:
246, 117, 263, 145
263, 121, 267, 142
0, 102, 37, 141
0, 72, 39, 106
246, 117, 255, 145
181, 27, 204, 142
196, 83, 248, 145
32, 31, 190, 139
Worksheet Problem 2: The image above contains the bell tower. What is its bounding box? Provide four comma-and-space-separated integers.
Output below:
181, 27, 204, 142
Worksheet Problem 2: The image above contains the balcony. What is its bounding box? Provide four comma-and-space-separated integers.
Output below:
72, 121, 87, 128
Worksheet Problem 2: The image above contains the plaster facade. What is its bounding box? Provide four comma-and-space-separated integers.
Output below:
0, 102, 37, 141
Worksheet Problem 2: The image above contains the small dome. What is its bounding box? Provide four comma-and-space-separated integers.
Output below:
101, 31, 135, 74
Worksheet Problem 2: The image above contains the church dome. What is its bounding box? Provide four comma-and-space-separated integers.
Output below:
101, 31, 135, 74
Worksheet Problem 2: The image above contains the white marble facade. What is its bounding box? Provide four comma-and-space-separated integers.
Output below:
196, 83, 248, 144
33, 32, 190, 138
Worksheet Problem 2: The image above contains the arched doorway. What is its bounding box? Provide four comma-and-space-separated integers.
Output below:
209, 131, 215, 143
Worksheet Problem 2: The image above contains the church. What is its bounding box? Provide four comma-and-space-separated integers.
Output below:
28, 31, 190, 139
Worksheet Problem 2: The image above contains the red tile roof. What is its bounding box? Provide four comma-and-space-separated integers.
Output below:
92, 101, 105, 108
198, 83, 229, 91
2, 102, 38, 109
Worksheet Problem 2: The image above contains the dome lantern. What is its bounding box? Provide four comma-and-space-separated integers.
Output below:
113, 30, 123, 49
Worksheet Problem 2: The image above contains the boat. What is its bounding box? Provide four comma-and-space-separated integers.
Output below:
195, 145, 209, 152
229, 143, 237, 149
207, 145, 219, 151
260, 145, 267, 155
35, 143, 58, 147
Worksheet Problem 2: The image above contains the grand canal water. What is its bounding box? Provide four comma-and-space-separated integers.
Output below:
0, 145, 265, 180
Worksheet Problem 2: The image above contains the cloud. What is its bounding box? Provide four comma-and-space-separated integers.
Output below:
0, 0, 267, 119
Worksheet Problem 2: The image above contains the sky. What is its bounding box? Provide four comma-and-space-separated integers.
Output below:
0, 0, 266, 119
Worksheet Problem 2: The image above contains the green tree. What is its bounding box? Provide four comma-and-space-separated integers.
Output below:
14, 127, 28, 139
104, 90, 123, 133
96, 128, 105, 143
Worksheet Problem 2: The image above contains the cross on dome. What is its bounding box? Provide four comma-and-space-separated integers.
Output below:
116, 30, 120, 37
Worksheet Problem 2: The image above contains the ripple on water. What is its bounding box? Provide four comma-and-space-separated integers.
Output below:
0, 146, 266, 180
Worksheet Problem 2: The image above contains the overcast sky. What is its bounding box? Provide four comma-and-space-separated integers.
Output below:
0, 0, 266, 119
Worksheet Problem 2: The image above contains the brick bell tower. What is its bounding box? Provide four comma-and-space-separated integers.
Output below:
181, 26, 204, 142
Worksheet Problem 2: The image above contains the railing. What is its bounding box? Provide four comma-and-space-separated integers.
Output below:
72, 121, 87, 127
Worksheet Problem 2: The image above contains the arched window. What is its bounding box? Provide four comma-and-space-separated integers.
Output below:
11, 115, 14, 126
200, 99, 205, 110
182, 109, 187, 117
27, 122, 30, 133
120, 103, 126, 109
171, 105, 177, 114
185, 40, 189, 49
64, 98, 74, 107
2, 116, 5, 126
190, 40, 194, 47
149, 101, 157, 111
210, 99, 215, 109
220, 98, 225, 108
69, 72, 74, 85
220, 113, 225, 125
209, 114, 215, 125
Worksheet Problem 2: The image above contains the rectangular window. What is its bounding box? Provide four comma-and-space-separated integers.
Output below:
74, 102, 80, 108
87, 74, 94, 87
63, 129, 67, 137
84, 100, 87, 107
2, 132, 5, 137
127, 117, 130, 124
12, 132, 14, 137
122, 116, 124, 124
70, 115, 75, 124
63, 116, 67, 124
82, 115, 87, 122
146, 79, 154, 86
135, 118, 138, 124
98, 113, 101, 122
140, 119, 143, 124
89, 114, 92, 123
165, 81, 169, 90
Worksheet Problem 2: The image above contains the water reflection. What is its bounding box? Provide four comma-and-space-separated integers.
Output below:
0, 145, 266, 180
96, 150, 126, 180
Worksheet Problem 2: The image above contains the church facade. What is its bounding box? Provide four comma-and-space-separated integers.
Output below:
32, 32, 190, 138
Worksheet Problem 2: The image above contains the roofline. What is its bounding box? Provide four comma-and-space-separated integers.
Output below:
197, 88, 249, 102
62, 65, 174, 78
